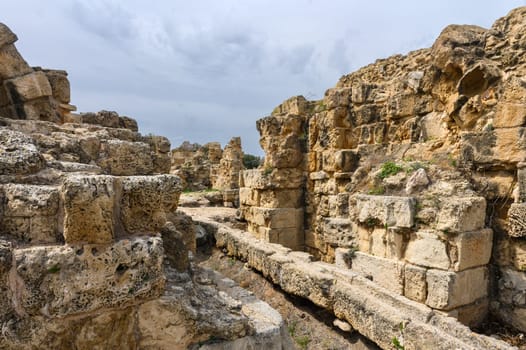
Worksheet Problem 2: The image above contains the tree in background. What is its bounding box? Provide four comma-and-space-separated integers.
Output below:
242, 154, 262, 169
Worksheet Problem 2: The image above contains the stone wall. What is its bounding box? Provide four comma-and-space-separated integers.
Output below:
171, 137, 244, 207
239, 7, 526, 331
0, 23, 289, 349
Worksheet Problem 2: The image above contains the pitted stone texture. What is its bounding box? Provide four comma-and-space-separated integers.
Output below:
241, 168, 304, 190
436, 196, 486, 233
98, 139, 153, 176
120, 175, 182, 234
352, 194, 415, 228
1, 184, 60, 243
62, 175, 115, 244
426, 267, 488, 310
498, 267, 526, 307
12, 236, 164, 317
508, 203, 526, 237
0, 128, 44, 175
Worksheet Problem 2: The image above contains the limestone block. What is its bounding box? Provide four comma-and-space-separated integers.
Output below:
2, 184, 59, 217
259, 189, 302, 208
518, 164, 526, 202
241, 168, 303, 190
369, 227, 405, 259
81, 110, 120, 128
0, 23, 17, 48
271, 95, 309, 115
350, 252, 405, 294
426, 267, 488, 310
495, 103, 526, 128
460, 128, 526, 166
420, 111, 448, 140
280, 261, 335, 309
328, 193, 349, 217
436, 196, 486, 233
0, 45, 33, 79
98, 140, 153, 176
21, 96, 60, 122
405, 168, 430, 194
352, 194, 415, 228
257, 226, 303, 250
317, 217, 356, 248
508, 203, 526, 238
62, 175, 115, 244
119, 116, 139, 132
13, 236, 164, 317
511, 241, 526, 271
452, 229, 493, 271
239, 187, 259, 206
120, 175, 182, 234
498, 268, 526, 306
445, 298, 489, 328
405, 230, 450, 270
325, 88, 351, 109
246, 207, 303, 229
5, 71, 52, 101
44, 69, 70, 104
0, 129, 44, 175
404, 264, 427, 303
29, 215, 59, 243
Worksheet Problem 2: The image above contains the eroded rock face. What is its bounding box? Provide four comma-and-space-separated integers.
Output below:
238, 6, 526, 332
0, 22, 289, 350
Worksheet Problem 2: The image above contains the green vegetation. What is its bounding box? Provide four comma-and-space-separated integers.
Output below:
295, 335, 311, 349
47, 264, 61, 274
368, 185, 385, 195
378, 161, 404, 179
243, 154, 262, 169
392, 336, 405, 350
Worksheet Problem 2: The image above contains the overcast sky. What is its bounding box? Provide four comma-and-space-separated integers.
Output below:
1, 1, 524, 155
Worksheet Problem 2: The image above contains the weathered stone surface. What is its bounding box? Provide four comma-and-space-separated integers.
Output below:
436, 196, 486, 233
405, 230, 450, 270
241, 168, 304, 190
12, 236, 164, 317
351, 252, 405, 294
98, 140, 153, 176
405, 168, 429, 194
498, 267, 526, 307
62, 175, 115, 244
461, 128, 526, 166
352, 194, 415, 229
508, 203, 526, 237
245, 207, 303, 229
44, 69, 71, 104
5, 71, 52, 101
0, 128, 44, 175
426, 267, 488, 310
404, 264, 427, 303
452, 229, 493, 271
0, 23, 17, 48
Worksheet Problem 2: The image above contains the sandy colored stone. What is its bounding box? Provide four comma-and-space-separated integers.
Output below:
436, 196, 486, 233
5, 71, 52, 101
98, 139, 153, 176
352, 194, 415, 229
350, 252, 405, 294
0, 129, 44, 175
12, 236, 164, 317
426, 267, 488, 310
119, 175, 182, 234
405, 230, 450, 270
62, 175, 115, 244
452, 229, 493, 271
404, 264, 427, 303
508, 203, 526, 238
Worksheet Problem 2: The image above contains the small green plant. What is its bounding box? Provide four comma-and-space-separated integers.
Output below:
483, 123, 494, 132
295, 335, 311, 349
378, 161, 404, 179
205, 188, 220, 193
287, 320, 297, 337
228, 257, 236, 266
392, 336, 405, 350
368, 185, 385, 195
448, 155, 457, 168
47, 264, 60, 274
406, 161, 428, 173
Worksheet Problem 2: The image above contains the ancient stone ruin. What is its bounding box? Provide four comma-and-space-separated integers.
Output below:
0, 23, 289, 349
2, 6, 526, 350
171, 137, 243, 207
